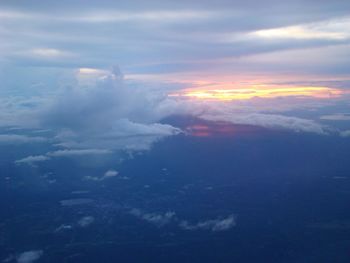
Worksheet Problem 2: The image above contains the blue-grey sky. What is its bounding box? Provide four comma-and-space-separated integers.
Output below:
1, 0, 350, 78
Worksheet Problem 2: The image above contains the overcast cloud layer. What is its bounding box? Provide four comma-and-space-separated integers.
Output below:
1, 0, 350, 79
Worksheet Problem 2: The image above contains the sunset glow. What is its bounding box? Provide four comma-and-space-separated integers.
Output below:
170, 85, 343, 101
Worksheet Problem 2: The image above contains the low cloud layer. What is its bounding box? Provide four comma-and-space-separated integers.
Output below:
2, 66, 350, 167
129, 208, 236, 232
201, 112, 327, 134
129, 209, 176, 227
0, 134, 47, 144
16, 250, 43, 263
84, 169, 119, 181
15, 155, 50, 165
78, 216, 95, 228
320, 113, 350, 121
179, 215, 236, 232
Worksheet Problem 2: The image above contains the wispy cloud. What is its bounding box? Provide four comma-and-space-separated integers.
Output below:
320, 113, 350, 121
84, 169, 119, 181
129, 209, 176, 227
179, 215, 236, 232
340, 130, 350, 137
77, 216, 95, 227
201, 112, 328, 134
16, 250, 43, 263
15, 155, 50, 165
47, 149, 112, 157
0, 134, 47, 144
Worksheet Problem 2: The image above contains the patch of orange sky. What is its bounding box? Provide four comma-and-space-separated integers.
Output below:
128, 72, 348, 101
169, 82, 344, 101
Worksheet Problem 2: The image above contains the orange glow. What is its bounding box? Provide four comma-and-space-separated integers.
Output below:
169, 84, 343, 101
186, 122, 264, 137
188, 124, 211, 137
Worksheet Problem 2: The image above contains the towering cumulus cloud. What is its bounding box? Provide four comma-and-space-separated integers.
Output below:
42, 67, 181, 150
9, 67, 181, 164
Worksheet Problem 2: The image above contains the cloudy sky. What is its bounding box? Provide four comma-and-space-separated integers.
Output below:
1, 0, 350, 161
1, 0, 350, 77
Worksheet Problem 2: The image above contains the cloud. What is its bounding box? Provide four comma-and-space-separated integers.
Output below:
104, 169, 118, 178
1, 0, 350, 77
47, 149, 112, 157
167, 90, 347, 135
40, 69, 182, 152
4, 65, 348, 171
60, 198, 94, 206
4, 68, 182, 164
30, 48, 72, 58
201, 111, 328, 134
179, 215, 236, 232
15, 155, 50, 165
250, 20, 350, 41
77, 216, 95, 227
340, 130, 350, 137
84, 169, 118, 181
52, 120, 181, 151
54, 224, 73, 233
128, 208, 237, 231
6, 65, 347, 168
320, 113, 350, 121
16, 250, 43, 263
0, 134, 47, 144
14, 149, 112, 165
129, 208, 176, 227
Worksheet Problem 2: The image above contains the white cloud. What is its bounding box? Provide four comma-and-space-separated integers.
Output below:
78, 216, 95, 227
0, 134, 47, 144
15, 155, 50, 165
47, 149, 112, 157
320, 113, 350, 121
14, 149, 112, 165
60, 198, 93, 206
83, 175, 101, 181
30, 48, 73, 58
12, 68, 181, 160
104, 169, 118, 178
168, 93, 340, 135
84, 170, 118, 182
179, 215, 236, 232
251, 25, 348, 41
201, 112, 327, 134
16, 250, 43, 263
54, 224, 73, 233
129, 208, 176, 227
52, 120, 181, 152
75, 10, 213, 23
340, 130, 350, 137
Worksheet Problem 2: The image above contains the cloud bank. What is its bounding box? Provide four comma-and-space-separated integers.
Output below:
3, 65, 350, 168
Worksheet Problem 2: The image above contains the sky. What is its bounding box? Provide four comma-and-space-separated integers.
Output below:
1, 0, 350, 161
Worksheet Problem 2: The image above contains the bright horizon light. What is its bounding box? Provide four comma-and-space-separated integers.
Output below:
169, 85, 344, 101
